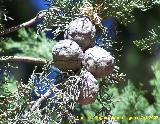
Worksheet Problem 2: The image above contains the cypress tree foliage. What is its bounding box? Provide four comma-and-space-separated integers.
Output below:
108, 58, 160, 124
0, 29, 116, 123
133, 26, 160, 53
0, 28, 56, 59
150, 58, 160, 111
0, 0, 160, 124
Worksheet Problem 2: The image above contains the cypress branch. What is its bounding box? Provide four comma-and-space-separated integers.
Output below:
133, 26, 160, 53
0, 56, 48, 64
0, 11, 45, 36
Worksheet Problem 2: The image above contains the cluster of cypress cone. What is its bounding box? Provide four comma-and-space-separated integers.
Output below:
52, 17, 115, 105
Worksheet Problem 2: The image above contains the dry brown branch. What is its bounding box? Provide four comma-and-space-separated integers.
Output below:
0, 11, 45, 36
0, 56, 48, 64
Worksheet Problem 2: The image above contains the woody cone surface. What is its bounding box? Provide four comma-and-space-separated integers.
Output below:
82, 46, 115, 78
65, 17, 96, 51
78, 71, 99, 105
52, 39, 83, 71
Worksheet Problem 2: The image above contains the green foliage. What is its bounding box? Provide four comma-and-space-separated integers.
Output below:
107, 59, 160, 124
90, 0, 154, 25
150, 58, 160, 110
41, 0, 160, 33
0, 28, 57, 59
0, 66, 18, 96
0, 27, 116, 124
38, 0, 83, 37
133, 26, 160, 53
39, 0, 160, 58
111, 81, 152, 124
3, 61, 160, 124
72, 62, 160, 124
1, 0, 160, 124
0, 72, 33, 123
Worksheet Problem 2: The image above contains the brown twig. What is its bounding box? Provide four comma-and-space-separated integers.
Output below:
0, 11, 45, 36
0, 56, 48, 64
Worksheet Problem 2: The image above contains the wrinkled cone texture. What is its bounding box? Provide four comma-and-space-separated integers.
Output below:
78, 70, 99, 105
65, 17, 96, 51
52, 39, 84, 71
82, 46, 115, 78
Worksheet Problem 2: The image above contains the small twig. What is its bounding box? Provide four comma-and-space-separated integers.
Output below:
0, 56, 48, 64
0, 11, 45, 36
30, 89, 52, 112
30, 84, 62, 112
